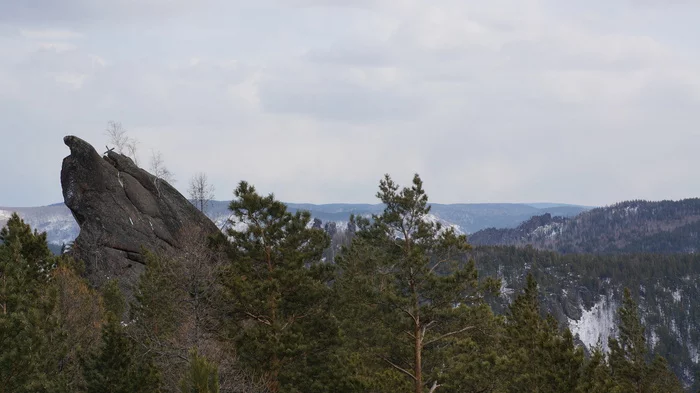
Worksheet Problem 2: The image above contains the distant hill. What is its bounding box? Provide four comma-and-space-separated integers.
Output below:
0, 204, 77, 246
0, 201, 590, 247
469, 199, 700, 254
205, 201, 588, 235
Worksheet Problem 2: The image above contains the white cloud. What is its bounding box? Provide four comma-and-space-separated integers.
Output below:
20, 29, 83, 40
53, 72, 88, 89
1, 0, 700, 207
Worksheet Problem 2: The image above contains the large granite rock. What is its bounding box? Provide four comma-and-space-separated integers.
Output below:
61, 135, 219, 293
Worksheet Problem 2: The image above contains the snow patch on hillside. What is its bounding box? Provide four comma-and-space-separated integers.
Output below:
649, 330, 659, 348
497, 266, 515, 298
624, 206, 639, 215
532, 222, 563, 239
423, 213, 464, 235
568, 296, 617, 351
672, 289, 682, 303
29, 214, 79, 245
671, 319, 680, 336
689, 343, 699, 364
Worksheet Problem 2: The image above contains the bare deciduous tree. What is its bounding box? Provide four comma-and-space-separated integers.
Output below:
127, 227, 267, 393
106, 121, 127, 152
150, 150, 175, 195
124, 139, 139, 166
105, 121, 140, 165
189, 172, 216, 214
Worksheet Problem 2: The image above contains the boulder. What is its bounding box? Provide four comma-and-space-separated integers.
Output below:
60, 135, 219, 295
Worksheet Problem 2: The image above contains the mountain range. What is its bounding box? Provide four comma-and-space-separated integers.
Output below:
470, 198, 700, 254
0, 201, 590, 248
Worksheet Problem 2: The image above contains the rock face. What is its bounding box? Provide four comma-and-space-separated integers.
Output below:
61, 135, 219, 293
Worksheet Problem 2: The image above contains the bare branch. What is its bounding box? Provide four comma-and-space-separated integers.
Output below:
428, 380, 441, 393
401, 307, 418, 324
424, 325, 475, 347
428, 254, 451, 275
380, 357, 417, 381
245, 311, 272, 326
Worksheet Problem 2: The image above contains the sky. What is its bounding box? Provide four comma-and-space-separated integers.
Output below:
1, 0, 699, 207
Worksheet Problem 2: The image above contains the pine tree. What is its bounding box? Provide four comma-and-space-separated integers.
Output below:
179, 349, 220, 393
576, 345, 614, 393
125, 250, 190, 392
434, 304, 505, 393
50, 258, 104, 391
220, 181, 340, 393
83, 280, 161, 393
102, 278, 126, 319
548, 327, 584, 392
609, 288, 648, 393
502, 274, 546, 392
646, 356, 683, 393
502, 274, 583, 393
83, 314, 161, 393
608, 288, 684, 393
130, 250, 183, 340
335, 174, 498, 393
0, 213, 64, 393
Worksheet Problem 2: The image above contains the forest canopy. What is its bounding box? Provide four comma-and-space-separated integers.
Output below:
0, 174, 690, 393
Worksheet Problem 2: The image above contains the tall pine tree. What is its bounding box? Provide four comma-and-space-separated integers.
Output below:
219, 181, 342, 393
608, 288, 683, 393
576, 344, 614, 393
335, 174, 498, 393
82, 285, 161, 393
502, 274, 583, 393
0, 213, 64, 393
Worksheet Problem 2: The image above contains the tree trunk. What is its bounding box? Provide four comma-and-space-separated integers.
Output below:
415, 306, 422, 393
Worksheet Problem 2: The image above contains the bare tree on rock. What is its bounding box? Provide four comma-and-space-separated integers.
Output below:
189, 172, 215, 215
105, 121, 139, 165
150, 150, 175, 196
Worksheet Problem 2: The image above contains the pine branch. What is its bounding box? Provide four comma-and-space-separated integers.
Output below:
245, 311, 272, 326
401, 307, 418, 324
424, 325, 474, 346
380, 357, 417, 381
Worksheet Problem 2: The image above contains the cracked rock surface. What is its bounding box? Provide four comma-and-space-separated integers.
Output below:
61, 135, 219, 294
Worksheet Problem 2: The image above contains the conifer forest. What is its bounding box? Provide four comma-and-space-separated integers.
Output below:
1, 174, 693, 393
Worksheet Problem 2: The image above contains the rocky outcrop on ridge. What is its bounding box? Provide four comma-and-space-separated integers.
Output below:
60, 135, 219, 293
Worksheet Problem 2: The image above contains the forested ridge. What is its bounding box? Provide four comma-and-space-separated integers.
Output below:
469, 246, 700, 389
470, 198, 700, 254
0, 175, 691, 392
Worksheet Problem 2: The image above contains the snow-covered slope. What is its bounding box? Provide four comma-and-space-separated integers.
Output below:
568, 295, 617, 351
470, 199, 700, 254
0, 204, 78, 246
474, 247, 700, 388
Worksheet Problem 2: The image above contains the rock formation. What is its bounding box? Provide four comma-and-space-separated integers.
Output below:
61, 135, 219, 294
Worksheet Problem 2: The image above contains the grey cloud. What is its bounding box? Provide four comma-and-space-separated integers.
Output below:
2, 0, 700, 207
259, 77, 421, 123
0, 0, 209, 26
630, 0, 698, 6
304, 44, 392, 67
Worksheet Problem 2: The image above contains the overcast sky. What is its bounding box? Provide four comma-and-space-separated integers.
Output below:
1, 0, 699, 207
